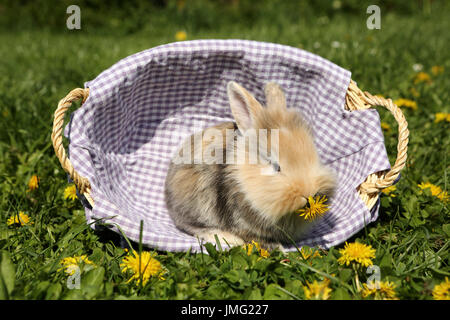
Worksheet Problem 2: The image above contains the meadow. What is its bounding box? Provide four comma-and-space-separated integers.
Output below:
0, 0, 449, 300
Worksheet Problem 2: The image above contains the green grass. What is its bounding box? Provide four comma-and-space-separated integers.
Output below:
0, 0, 449, 300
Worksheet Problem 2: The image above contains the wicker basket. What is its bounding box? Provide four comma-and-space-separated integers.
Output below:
50, 40, 410, 251
52, 80, 408, 211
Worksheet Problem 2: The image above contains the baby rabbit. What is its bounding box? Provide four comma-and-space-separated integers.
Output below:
164, 81, 336, 249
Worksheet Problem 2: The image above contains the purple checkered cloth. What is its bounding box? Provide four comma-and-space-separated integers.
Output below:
65, 39, 391, 252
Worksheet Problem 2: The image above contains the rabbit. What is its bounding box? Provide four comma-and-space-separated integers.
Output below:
164, 81, 336, 250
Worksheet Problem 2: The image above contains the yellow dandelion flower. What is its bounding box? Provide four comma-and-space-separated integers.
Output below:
380, 122, 391, 131
434, 112, 450, 123
303, 278, 332, 300
418, 182, 441, 194
381, 185, 396, 197
432, 277, 450, 300
64, 184, 78, 201
300, 247, 322, 260
175, 30, 187, 41
58, 255, 94, 275
28, 175, 39, 191
120, 250, 165, 285
243, 241, 270, 258
414, 72, 432, 84
7, 211, 33, 226
259, 248, 270, 258
418, 182, 449, 202
362, 280, 398, 300
337, 242, 376, 268
394, 98, 418, 111
244, 242, 255, 256
361, 282, 377, 297
297, 195, 329, 221
435, 190, 448, 202
431, 65, 444, 76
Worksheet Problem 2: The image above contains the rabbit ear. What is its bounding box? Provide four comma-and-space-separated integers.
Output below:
227, 81, 263, 132
264, 82, 286, 110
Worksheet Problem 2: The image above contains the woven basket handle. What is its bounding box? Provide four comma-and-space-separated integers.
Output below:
51, 88, 94, 206
345, 80, 409, 195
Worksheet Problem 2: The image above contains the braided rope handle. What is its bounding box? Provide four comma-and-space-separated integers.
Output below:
345, 80, 409, 203
51, 87, 94, 206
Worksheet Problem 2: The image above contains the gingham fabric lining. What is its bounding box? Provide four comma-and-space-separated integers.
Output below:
65, 39, 391, 252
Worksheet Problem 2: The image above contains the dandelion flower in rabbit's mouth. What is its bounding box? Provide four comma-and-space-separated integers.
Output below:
296, 195, 330, 221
